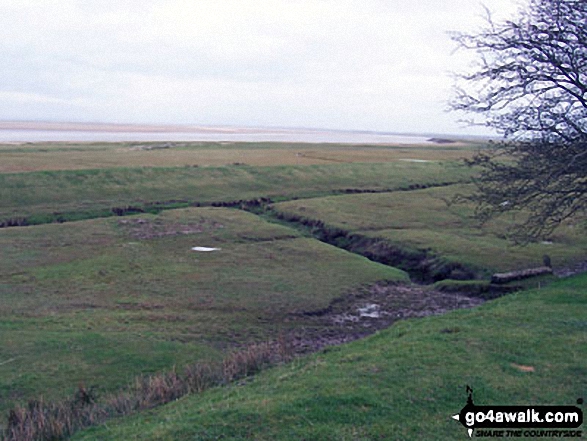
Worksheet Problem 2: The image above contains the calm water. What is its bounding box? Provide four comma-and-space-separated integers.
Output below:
0, 129, 432, 144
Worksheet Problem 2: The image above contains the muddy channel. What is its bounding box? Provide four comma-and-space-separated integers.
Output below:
284, 282, 484, 354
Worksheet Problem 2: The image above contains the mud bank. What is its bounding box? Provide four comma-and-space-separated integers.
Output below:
285, 282, 485, 354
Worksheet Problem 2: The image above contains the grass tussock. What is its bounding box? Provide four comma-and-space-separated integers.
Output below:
1, 341, 293, 441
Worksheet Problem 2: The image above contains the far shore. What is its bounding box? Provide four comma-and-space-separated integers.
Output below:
0, 121, 300, 134
0, 121, 491, 145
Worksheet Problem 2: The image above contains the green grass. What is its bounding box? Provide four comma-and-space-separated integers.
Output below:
71, 273, 587, 440
2, 141, 585, 439
0, 207, 406, 416
272, 185, 587, 274
0, 161, 471, 224
0, 141, 479, 154
0, 141, 477, 172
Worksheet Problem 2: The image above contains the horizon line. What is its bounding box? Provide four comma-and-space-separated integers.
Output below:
0, 119, 493, 140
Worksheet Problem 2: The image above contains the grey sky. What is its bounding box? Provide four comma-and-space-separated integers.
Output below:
0, 0, 520, 135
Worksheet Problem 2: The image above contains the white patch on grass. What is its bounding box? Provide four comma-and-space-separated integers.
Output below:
191, 246, 221, 252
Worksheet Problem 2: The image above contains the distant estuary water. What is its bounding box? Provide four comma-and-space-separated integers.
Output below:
0, 123, 435, 144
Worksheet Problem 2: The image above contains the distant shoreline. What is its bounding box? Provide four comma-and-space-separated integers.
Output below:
0, 121, 491, 144
0, 121, 295, 134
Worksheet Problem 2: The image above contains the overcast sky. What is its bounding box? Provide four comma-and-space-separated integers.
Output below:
0, 0, 521, 135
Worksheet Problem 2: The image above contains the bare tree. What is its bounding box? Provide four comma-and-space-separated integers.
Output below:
451, 0, 587, 243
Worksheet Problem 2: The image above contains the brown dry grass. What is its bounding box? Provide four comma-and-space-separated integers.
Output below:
0, 146, 474, 173
1, 341, 292, 441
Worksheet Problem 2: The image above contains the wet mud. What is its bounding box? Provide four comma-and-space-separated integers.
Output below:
285, 282, 484, 354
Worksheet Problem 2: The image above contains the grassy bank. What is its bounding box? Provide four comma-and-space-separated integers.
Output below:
0, 161, 471, 224
0, 207, 407, 417
71, 273, 587, 440
271, 185, 587, 275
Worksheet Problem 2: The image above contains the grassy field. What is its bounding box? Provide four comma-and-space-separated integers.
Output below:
71, 273, 587, 440
271, 185, 587, 275
0, 161, 472, 225
0, 141, 475, 172
1, 140, 585, 439
0, 207, 406, 417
